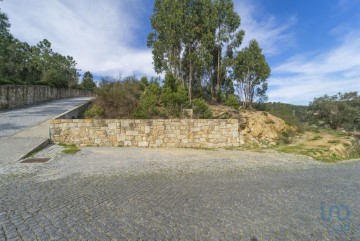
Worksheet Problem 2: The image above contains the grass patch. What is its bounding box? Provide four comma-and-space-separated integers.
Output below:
328, 140, 341, 144
323, 128, 352, 137
276, 145, 343, 163
60, 143, 80, 154
311, 135, 323, 141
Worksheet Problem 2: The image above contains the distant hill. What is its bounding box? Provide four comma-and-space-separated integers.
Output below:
255, 102, 308, 128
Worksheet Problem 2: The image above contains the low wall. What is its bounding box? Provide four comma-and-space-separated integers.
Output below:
54, 101, 93, 119
50, 119, 240, 148
0, 85, 93, 110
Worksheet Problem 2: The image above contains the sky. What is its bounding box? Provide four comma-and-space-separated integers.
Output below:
1, 0, 360, 105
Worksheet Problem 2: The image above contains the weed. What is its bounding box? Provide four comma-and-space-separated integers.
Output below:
311, 135, 323, 141
60, 144, 80, 155
280, 130, 296, 144
265, 119, 275, 124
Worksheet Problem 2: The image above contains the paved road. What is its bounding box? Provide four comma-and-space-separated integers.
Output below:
0, 97, 92, 164
0, 97, 92, 138
0, 147, 359, 240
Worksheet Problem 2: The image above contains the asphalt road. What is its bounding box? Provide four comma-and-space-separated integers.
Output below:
0, 97, 92, 138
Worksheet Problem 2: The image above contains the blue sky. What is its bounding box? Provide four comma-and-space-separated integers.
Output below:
1, 0, 360, 105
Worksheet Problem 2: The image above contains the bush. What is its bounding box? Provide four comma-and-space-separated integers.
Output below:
349, 143, 360, 158
132, 82, 161, 119
83, 104, 104, 119
225, 94, 240, 109
95, 78, 142, 118
160, 86, 189, 118
280, 130, 296, 144
192, 99, 213, 119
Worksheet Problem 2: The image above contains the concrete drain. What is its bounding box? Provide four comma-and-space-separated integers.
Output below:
21, 158, 50, 163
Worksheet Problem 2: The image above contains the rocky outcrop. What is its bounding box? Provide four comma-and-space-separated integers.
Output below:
239, 110, 293, 147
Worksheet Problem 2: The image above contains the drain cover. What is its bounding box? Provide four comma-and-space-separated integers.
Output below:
21, 158, 50, 163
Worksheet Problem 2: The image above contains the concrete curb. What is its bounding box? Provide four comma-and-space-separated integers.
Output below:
53, 98, 94, 119
19, 139, 50, 161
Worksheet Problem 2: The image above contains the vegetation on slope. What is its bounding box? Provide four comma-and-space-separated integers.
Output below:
0, 8, 96, 90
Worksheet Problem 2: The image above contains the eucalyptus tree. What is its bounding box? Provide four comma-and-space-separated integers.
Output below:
148, 0, 244, 102
212, 0, 242, 96
147, 0, 184, 84
232, 40, 270, 109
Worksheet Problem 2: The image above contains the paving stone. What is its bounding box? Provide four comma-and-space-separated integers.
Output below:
0, 147, 359, 239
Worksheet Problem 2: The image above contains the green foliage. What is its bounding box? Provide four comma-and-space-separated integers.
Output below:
83, 104, 104, 119
231, 40, 270, 109
90, 74, 191, 119
225, 94, 239, 109
81, 71, 96, 90
159, 72, 189, 117
312, 135, 323, 141
0, 9, 80, 88
349, 143, 360, 159
280, 130, 296, 144
148, 0, 244, 102
256, 102, 307, 131
192, 99, 213, 119
60, 144, 80, 154
133, 82, 161, 119
95, 76, 142, 119
307, 92, 360, 130
328, 140, 341, 144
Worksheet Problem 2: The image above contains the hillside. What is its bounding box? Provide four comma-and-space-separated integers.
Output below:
209, 105, 294, 147
209, 105, 360, 162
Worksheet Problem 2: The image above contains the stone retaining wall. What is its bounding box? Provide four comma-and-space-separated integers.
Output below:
50, 119, 240, 148
0, 85, 93, 110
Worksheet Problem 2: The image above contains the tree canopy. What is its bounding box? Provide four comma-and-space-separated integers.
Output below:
308, 92, 360, 130
0, 7, 80, 88
231, 40, 270, 108
147, 0, 254, 105
81, 71, 96, 90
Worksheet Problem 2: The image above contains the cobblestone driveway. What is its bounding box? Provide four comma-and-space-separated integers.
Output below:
0, 147, 359, 240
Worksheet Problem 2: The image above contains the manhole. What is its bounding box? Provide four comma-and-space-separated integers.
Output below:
21, 158, 50, 163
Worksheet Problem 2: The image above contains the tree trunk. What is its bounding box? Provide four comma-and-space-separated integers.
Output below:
216, 46, 221, 96
210, 68, 215, 101
189, 60, 193, 102
188, 49, 192, 102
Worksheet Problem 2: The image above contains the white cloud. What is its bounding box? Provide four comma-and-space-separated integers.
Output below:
234, 0, 296, 55
1, 0, 156, 77
268, 31, 360, 104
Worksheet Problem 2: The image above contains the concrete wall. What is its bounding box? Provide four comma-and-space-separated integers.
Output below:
54, 101, 93, 119
0, 85, 92, 110
50, 119, 240, 148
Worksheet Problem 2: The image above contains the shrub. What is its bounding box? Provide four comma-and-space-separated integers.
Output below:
192, 99, 213, 119
83, 104, 104, 119
280, 130, 296, 144
160, 86, 189, 118
132, 82, 161, 119
349, 143, 360, 158
312, 135, 323, 141
95, 78, 142, 118
225, 94, 240, 109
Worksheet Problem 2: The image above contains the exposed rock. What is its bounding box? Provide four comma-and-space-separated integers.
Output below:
239, 110, 293, 147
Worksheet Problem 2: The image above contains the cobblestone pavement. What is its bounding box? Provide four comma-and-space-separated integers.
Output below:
0, 147, 360, 240
0, 97, 92, 138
